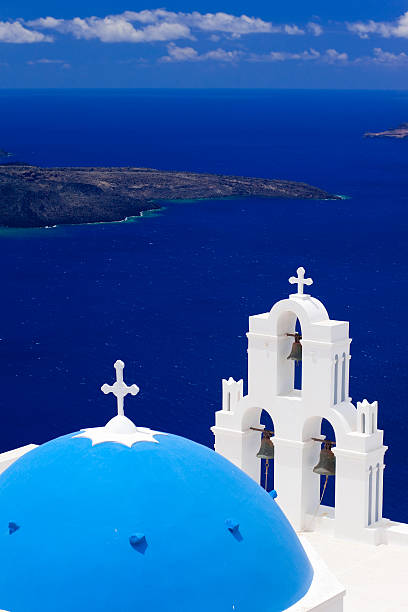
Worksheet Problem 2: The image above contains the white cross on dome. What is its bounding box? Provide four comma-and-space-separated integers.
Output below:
101, 359, 140, 417
73, 359, 167, 447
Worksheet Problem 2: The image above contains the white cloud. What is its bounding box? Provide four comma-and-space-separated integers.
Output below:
162, 45, 349, 64
348, 12, 408, 39
161, 43, 242, 62
325, 48, 348, 63
308, 22, 323, 36
249, 48, 347, 63
27, 10, 318, 43
124, 9, 279, 35
262, 49, 320, 61
349, 47, 408, 65
0, 21, 52, 43
371, 47, 408, 64
161, 44, 198, 61
27, 17, 63, 30
204, 48, 242, 61
28, 15, 191, 43
283, 25, 305, 35
27, 58, 71, 68
188, 11, 275, 34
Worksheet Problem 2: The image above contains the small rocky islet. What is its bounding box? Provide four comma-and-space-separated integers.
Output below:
0, 164, 340, 228
364, 123, 408, 139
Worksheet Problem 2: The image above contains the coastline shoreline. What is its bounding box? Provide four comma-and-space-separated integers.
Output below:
0, 191, 349, 232
0, 165, 341, 229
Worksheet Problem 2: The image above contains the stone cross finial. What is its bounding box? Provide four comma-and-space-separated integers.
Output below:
289, 267, 313, 295
101, 360, 140, 417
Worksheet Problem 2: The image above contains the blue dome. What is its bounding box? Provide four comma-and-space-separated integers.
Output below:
0, 427, 313, 612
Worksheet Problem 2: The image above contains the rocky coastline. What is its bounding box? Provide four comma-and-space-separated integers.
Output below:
0, 165, 340, 228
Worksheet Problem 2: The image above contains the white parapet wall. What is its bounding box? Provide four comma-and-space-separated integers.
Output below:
306, 506, 408, 546
0, 444, 38, 475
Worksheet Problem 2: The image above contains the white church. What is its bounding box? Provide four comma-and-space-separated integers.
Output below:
0, 267, 407, 611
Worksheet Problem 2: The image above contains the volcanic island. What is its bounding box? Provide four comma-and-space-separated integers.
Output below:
0, 165, 340, 228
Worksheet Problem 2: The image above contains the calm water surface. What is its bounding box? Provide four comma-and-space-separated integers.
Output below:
0, 89, 407, 520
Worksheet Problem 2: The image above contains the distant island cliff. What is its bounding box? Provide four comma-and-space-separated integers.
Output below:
364, 123, 408, 139
0, 165, 340, 228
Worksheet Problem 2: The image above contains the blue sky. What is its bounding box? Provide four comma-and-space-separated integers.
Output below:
1, 1, 408, 88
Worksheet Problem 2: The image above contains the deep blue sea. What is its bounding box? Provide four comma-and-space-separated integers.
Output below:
0, 89, 407, 520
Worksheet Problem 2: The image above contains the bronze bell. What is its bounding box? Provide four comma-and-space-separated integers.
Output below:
256, 430, 274, 460
287, 332, 302, 363
313, 442, 336, 476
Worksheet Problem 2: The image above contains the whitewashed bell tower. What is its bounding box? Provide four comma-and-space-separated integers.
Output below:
212, 268, 388, 544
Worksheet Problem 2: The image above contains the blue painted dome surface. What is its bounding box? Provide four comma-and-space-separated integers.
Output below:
0, 431, 313, 611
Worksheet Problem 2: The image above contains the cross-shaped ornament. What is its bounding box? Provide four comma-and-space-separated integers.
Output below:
101, 360, 139, 417
289, 267, 313, 295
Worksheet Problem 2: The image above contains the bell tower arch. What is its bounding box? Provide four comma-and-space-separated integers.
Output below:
212, 268, 388, 544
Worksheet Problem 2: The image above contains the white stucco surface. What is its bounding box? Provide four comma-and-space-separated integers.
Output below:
302, 531, 408, 611
286, 537, 345, 611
